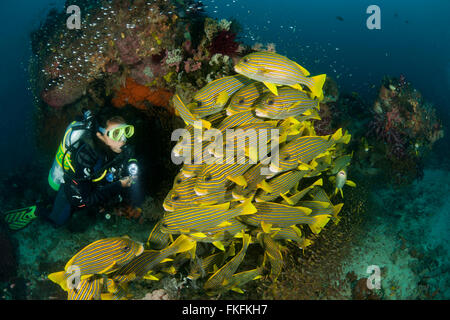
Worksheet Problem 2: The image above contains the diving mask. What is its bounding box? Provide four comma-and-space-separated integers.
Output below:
100, 124, 135, 142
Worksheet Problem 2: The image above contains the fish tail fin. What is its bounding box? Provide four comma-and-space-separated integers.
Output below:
238, 197, 257, 215
169, 234, 196, 255
48, 271, 68, 291
309, 214, 331, 234
309, 74, 326, 98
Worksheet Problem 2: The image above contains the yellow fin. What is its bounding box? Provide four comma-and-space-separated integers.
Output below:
261, 221, 272, 233
309, 215, 331, 234
48, 271, 68, 291
247, 146, 259, 163
289, 83, 304, 92
190, 232, 208, 238
227, 175, 247, 188
143, 273, 160, 281
216, 221, 232, 228
333, 203, 344, 218
239, 197, 257, 215
216, 91, 229, 107
346, 180, 356, 187
212, 241, 225, 251
160, 258, 174, 263
280, 192, 294, 205
231, 287, 245, 294
263, 81, 278, 96
309, 74, 326, 98
294, 61, 310, 76
257, 180, 273, 193
101, 293, 114, 300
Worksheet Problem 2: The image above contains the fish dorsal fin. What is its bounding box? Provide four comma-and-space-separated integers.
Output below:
227, 175, 247, 188
263, 82, 278, 96
293, 61, 310, 76
261, 221, 272, 233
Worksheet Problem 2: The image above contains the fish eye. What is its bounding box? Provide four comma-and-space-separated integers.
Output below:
176, 178, 182, 184
123, 246, 130, 253
205, 175, 212, 182
283, 155, 290, 161
172, 195, 180, 201
267, 100, 274, 105
239, 99, 245, 104
243, 58, 249, 63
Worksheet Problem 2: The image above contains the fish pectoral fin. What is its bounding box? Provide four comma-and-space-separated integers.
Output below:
160, 258, 174, 263
263, 82, 278, 96
216, 221, 232, 228
231, 287, 245, 294
280, 192, 294, 205
190, 232, 208, 238
227, 175, 247, 188
261, 221, 272, 233
216, 91, 230, 107
257, 180, 273, 193
346, 180, 356, 187
212, 241, 225, 251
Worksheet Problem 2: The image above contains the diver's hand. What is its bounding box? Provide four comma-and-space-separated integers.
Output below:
120, 176, 133, 188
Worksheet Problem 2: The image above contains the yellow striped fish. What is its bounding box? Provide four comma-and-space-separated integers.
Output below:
255, 170, 306, 202
161, 198, 255, 234
204, 233, 251, 291
110, 235, 196, 285
254, 87, 319, 119
220, 267, 263, 294
257, 233, 283, 280
188, 218, 249, 248
269, 129, 349, 174
271, 225, 303, 245
240, 201, 314, 228
194, 154, 254, 196
296, 200, 332, 234
232, 163, 271, 200
329, 154, 352, 175
188, 252, 225, 281
172, 94, 211, 129
163, 177, 230, 212
216, 110, 264, 132
234, 51, 326, 98
193, 75, 254, 117
48, 236, 144, 291
212, 121, 278, 160
147, 220, 170, 250
67, 277, 103, 300
226, 82, 268, 116
310, 187, 344, 224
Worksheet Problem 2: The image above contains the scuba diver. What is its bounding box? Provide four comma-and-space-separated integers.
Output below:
4, 107, 143, 231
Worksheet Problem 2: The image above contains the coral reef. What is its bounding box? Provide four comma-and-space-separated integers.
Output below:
365, 76, 443, 184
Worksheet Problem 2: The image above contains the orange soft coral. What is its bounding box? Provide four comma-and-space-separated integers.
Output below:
112, 78, 174, 111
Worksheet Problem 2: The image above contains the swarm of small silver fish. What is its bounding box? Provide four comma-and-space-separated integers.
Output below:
48, 52, 356, 299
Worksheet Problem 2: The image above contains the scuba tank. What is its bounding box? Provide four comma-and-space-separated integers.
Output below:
48, 109, 94, 191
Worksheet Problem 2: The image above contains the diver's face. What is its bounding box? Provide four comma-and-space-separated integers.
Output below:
97, 121, 126, 153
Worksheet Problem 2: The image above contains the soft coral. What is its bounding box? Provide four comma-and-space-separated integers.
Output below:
208, 30, 239, 56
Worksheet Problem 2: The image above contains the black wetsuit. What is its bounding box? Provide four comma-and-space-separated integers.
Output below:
43, 132, 138, 226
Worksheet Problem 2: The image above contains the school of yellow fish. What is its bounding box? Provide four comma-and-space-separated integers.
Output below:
48, 52, 356, 299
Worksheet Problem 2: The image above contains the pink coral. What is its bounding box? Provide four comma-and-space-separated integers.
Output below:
184, 58, 202, 73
